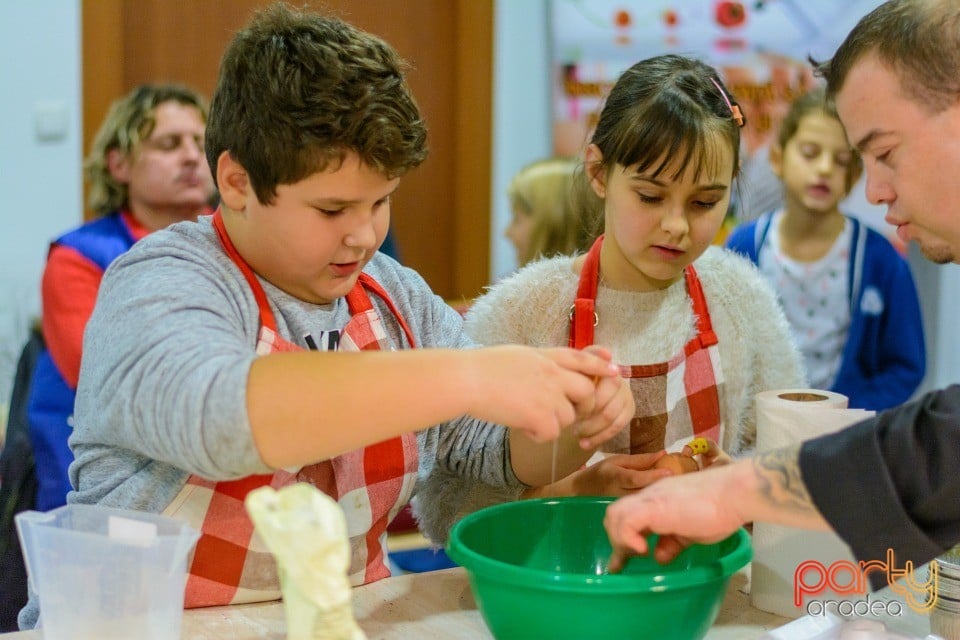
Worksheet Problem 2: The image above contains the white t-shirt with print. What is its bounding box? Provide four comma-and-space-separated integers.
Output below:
758, 211, 851, 390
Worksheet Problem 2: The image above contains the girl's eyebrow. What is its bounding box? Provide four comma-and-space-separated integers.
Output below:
693, 182, 728, 191
630, 175, 728, 191
630, 174, 664, 185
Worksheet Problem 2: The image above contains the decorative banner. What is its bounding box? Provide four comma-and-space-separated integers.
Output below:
549, 0, 889, 241
550, 0, 881, 158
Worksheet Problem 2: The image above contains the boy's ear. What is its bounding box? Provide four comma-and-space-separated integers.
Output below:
216, 151, 250, 211
768, 144, 784, 179
106, 148, 132, 184
584, 144, 607, 198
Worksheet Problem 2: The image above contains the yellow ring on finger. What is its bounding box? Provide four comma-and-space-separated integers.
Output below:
687, 437, 709, 455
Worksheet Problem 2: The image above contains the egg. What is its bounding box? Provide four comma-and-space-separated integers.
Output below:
652, 452, 699, 475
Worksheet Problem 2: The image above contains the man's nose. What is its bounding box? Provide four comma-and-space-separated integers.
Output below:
864, 170, 894, 205
181, 136, 204, 160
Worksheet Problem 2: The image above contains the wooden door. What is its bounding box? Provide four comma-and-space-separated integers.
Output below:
82, 0, 491, 300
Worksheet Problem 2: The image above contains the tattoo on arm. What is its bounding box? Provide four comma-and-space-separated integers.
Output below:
752, 444, 817, 516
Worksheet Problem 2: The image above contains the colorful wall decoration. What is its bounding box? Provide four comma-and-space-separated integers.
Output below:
551, 0, 880, 159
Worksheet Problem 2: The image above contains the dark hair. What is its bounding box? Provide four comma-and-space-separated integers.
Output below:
816, 0, 960, 112
777, 87, 862, 191
205, 2, 428, 204
580, 54, 744, 236
86, 84, 208, 216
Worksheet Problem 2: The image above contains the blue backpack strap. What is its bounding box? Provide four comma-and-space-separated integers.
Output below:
753, 211, 775, 261
846, 217, 866, 313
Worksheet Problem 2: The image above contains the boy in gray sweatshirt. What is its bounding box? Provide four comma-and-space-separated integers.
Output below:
19, 2, 633, 629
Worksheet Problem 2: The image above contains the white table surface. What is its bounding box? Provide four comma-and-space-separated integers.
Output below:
0, 565, 936, 639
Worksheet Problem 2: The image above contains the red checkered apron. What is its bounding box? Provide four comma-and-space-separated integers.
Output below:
569, 235, 724, 453
163, 211, 420, 607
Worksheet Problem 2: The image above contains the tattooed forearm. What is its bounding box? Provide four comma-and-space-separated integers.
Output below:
752, 444, 818, 517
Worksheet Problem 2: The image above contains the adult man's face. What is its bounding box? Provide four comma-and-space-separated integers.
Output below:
836, 52, 960, 264
109, 100, 215, 225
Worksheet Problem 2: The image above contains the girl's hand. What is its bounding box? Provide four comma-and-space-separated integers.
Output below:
522, 452, 673, 499
682, 437, 731, 469
572, 452, 674, 496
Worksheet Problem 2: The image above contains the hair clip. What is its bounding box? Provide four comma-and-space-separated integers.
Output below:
730, 104, 745, 128
710, 77, 745, 128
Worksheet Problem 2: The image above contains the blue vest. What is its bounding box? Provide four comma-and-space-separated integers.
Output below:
27, 213, 138, 510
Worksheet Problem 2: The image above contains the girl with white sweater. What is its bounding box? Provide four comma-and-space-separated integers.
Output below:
462, 55, 805, 503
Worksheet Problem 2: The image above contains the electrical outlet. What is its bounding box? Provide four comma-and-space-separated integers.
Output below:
34, 100, 69, 142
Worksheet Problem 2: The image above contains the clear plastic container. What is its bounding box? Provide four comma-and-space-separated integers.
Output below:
16, 504, 199, 640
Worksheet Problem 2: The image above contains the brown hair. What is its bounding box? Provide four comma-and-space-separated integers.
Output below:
205, 2, 428, 205
86, 84, 208, 216
581, 54, 744, 237
817, 0, 960, 112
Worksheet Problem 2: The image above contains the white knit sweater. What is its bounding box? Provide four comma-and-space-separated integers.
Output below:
413, 246, 805, 542
464, 246, 805, 455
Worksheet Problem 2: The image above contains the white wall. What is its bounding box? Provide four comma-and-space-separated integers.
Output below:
909, 250, 960, 395
0, 1, 82, 414
490, 0, 552, 282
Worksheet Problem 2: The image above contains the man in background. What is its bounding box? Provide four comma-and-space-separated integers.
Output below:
28, 83, 216, 512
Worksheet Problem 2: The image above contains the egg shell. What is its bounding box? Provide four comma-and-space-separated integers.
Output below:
652, 452, 699, 475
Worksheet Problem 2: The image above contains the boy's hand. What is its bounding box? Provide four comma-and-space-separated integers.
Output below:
571, 371, 634, 449
465, 345, 621, 442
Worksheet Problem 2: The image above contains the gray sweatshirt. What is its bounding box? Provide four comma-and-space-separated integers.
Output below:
19, 215, 517, 629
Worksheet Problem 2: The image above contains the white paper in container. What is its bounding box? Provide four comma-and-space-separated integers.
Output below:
751, 389, 875, 619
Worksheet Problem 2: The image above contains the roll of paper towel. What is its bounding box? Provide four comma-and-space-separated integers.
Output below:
751, 389, 875, 618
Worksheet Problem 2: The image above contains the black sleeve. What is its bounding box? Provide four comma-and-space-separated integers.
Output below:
799, 385, 960, 587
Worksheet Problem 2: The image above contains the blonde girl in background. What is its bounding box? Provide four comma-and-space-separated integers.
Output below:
446, 158, 590, 316
504, 157, 590, 267
726, 87, 924, 411
453, 54, 805, 509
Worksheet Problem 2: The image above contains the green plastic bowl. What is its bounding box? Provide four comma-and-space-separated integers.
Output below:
446, 496, 751, 640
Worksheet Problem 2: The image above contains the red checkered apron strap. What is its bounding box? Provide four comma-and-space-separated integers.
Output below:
600, 265, 724, 455
568, 235, 603, 349
213, 210, 276, 333
339, 275, 419, 584
356, 273, 417, 349
670, 265, 723, 444
212, 210, 298, 354
683, 265, 719, 352
169, 211, 304, 607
